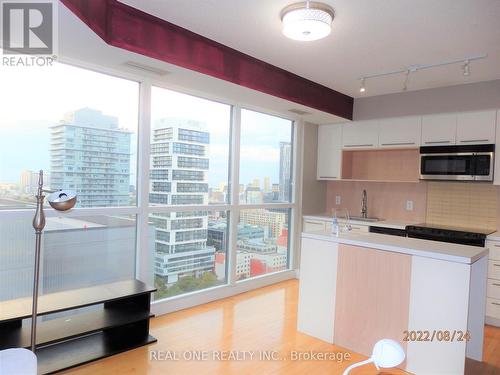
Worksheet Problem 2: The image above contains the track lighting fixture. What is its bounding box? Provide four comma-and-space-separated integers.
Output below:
357, 54, 486, 93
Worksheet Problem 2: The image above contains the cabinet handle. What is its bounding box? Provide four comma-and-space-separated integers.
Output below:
304, 221, 323, 225
460, 139, 489, 143
494, 264, 500, 267
381, 142, 415, 146
344, 144, 374, 148
493, 244, 500, 247
424, 140, 451, 144
492, 302, 500, 306
319, 176, 337, 179
493, 283, 500, 287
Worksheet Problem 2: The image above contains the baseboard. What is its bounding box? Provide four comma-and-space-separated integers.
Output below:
485, 316, 500, 327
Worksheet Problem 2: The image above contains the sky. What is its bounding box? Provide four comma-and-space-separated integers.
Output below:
0, 62, 293, 188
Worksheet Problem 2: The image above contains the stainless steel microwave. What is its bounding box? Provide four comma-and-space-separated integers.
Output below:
420, 144, 495, 181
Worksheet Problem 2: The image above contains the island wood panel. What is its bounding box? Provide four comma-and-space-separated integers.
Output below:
341, 148, 419, 182
333, 244, 411, 360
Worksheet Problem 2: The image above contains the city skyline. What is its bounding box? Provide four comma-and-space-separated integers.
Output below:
0, 63, 294, 188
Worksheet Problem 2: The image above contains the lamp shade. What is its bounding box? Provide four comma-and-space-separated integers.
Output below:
281, 2, 334, 41
47, 190, 77, 211
372, 339, 406, 368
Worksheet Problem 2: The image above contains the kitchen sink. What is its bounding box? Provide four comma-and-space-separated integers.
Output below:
349, 216, 380, 222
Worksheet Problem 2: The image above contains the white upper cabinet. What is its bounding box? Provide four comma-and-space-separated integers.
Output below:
317, 124, 342, 180
342, 120, 379, 149
421, 113, 457, 146
379, 116, 421, 148
456, 110, 496, 144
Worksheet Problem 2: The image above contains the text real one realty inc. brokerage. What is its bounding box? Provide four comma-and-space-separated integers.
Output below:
149, 350, 352, 362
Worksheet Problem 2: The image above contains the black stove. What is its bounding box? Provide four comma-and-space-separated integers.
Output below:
405, 223, 494, 247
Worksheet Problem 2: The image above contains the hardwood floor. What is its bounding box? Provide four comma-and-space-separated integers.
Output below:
61, 279, 500, 375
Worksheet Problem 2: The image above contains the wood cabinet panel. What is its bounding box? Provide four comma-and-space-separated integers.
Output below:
333, 244, 411, 358
341, 148, 419, 182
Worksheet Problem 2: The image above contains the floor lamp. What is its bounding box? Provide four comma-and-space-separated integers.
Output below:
31, 170, 77, 352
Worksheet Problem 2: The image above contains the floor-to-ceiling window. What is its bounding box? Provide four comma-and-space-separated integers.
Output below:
149, 87, 231, 299
0, 63, 140, 301
0, 61, 298, 308
237, 109, 294, 279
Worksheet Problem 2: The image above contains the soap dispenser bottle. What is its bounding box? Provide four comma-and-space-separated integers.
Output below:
331, 208, 340, 237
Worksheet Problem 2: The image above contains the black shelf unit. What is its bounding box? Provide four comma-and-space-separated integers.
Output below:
0, 279, 157, 374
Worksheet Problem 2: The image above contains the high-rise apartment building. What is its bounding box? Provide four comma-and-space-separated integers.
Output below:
239, 209, 287, 238
149, 118, 215, 284
279, 142, 292, 202
50, 108, 131, 207
263, 176, 271, 193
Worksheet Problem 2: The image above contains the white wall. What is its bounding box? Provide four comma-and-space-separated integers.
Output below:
354, 79, 500, 120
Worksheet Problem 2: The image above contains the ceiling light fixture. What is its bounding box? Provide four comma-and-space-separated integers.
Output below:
463, 60, 471, 76
281, 1, 334, 41
357, 54, 486, 93
359, 78, 366, 93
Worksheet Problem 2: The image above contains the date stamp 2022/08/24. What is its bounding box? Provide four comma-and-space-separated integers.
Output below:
403, 330, 471, 342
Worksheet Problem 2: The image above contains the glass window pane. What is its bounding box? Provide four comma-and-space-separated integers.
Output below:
152, 210, 228, 301
150, 87, 231, 206
236, 208, 291, 281
0, 215, 137, 302
239, 109, 293, 204
0, 63, 139, 208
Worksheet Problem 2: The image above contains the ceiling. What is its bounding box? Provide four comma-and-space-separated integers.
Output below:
120, 0, 500, 98
57, 3, 347, 124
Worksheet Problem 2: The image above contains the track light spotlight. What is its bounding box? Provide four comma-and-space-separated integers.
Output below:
463, 60, 470, 76
402, 70, 410, 91
359, 78, 366, 93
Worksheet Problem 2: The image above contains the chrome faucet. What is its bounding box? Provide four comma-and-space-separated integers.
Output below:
361, 189, 368, 218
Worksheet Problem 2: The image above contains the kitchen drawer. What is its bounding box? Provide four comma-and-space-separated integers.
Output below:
303, 220, 326, 234
486, 240, 500, 260
487, 279, 500, 300
349, 224, 369, 233
486, 297, 500, 319
488, 260, 500, 280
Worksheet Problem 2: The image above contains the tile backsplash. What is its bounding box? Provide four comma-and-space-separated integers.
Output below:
426, 182, 497, 230
326, 181, 427, 222
326, 180, 499, 230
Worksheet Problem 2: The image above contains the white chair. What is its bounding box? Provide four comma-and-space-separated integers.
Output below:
0, 349, 37, 375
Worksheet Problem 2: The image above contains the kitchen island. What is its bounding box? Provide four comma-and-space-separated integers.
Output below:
298, 231, 488, 374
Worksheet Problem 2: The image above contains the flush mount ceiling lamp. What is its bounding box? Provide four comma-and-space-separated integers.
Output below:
358, 54, 486, 94
281, 1, 335, 41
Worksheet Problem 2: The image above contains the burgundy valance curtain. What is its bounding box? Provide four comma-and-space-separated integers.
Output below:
61, 0, 353, 119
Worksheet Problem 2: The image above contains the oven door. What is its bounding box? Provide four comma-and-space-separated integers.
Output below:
420, 153, 476, 181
